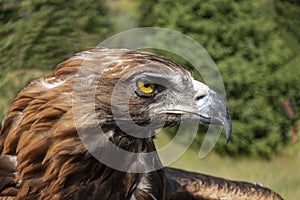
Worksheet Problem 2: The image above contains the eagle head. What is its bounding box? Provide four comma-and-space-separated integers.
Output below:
71, 48, 231, 140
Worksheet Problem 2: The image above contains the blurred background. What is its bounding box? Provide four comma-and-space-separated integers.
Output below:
0, 0, 299, 198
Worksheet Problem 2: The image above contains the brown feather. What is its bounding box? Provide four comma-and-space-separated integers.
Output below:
165, 167, 283, 200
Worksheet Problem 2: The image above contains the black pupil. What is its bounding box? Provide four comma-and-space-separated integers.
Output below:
144, 81, 151, 88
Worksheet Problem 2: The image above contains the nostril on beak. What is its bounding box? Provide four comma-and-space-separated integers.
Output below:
196, 94, 207, 101
192, 80, 210, 102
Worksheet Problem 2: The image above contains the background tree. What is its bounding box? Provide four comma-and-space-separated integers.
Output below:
0, 0, 112, 122
138, 0, 300, 158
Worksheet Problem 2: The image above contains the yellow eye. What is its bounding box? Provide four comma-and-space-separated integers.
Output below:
137, 80, 156, 94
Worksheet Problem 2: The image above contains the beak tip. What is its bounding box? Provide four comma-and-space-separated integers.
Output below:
226, 130, 231, 144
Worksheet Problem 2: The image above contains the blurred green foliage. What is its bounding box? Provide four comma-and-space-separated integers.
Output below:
0, 0, 112, 70
0, 0, 112, 122
0, 0, 299, 158
138, 0, 300, 158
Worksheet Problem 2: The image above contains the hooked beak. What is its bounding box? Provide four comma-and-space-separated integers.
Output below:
159, 80, 232, 143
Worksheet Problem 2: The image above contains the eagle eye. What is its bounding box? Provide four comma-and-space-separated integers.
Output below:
137, 79, 156, 95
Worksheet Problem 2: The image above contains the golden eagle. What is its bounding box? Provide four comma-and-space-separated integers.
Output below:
0, 48, 282, 199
